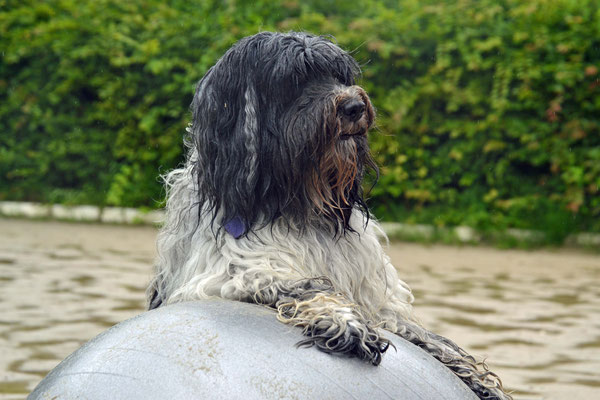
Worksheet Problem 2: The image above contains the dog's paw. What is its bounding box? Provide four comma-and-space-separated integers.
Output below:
276, 292, 393, 365
296, 321, 392, 366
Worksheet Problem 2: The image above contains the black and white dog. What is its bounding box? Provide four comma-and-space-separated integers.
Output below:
147, 32, 511, 400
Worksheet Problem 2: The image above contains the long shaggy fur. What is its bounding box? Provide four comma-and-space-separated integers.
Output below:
147, 32, 511, 400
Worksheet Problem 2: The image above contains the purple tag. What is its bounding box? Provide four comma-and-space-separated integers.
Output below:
224, 216, 246, 239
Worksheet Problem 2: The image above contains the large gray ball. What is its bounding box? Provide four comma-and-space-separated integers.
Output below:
29, 300, 477, 399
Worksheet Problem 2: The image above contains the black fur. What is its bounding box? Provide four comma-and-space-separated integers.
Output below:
188, 32, 373, 237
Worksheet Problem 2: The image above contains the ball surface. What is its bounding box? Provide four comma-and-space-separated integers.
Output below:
29, 300, 477, 400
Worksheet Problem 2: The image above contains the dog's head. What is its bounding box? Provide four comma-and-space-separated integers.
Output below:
189, 32, 377, 236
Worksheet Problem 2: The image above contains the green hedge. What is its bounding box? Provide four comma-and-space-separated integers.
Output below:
2, 0, 599, 237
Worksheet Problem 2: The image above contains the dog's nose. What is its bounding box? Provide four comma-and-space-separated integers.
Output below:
342, 100, 365, 122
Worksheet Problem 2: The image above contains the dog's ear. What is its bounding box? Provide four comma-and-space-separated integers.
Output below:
189, 69, 264, 237
241, 83, 259, 194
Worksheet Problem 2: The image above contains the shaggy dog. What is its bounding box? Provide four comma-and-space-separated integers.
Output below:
147, 32, 511, 400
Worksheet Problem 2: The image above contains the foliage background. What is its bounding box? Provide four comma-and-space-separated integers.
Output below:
1, 0, 599, 239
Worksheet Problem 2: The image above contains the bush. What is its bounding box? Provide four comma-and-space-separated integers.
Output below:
1, 0, 599, 236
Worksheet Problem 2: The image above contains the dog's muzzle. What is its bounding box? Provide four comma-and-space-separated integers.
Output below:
339, 98, 369, 140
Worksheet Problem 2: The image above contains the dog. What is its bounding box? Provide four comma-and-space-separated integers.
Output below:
147, 32, 511, 400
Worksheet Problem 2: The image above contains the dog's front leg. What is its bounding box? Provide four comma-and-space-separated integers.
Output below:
254, 278, 391, 366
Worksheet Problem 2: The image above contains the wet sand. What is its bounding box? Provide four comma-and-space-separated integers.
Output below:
1, 218, 599, 399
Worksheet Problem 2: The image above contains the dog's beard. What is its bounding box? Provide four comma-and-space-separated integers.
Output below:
301, 85, 377, 232
309, 134, 376, 229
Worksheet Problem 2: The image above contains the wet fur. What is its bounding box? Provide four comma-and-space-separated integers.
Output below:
147, 32, 511, 400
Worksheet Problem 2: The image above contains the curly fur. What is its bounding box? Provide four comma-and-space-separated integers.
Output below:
147, 31, 512, 400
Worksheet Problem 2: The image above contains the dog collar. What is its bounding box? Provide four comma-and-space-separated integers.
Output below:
224, 216, 246, 239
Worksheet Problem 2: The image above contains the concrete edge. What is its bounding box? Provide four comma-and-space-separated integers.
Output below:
376, 223, 600, 247
1, 201, 599, 247
0, 201, 164, 225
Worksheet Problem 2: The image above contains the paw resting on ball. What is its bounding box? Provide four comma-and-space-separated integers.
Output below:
276, 293, 391, 366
